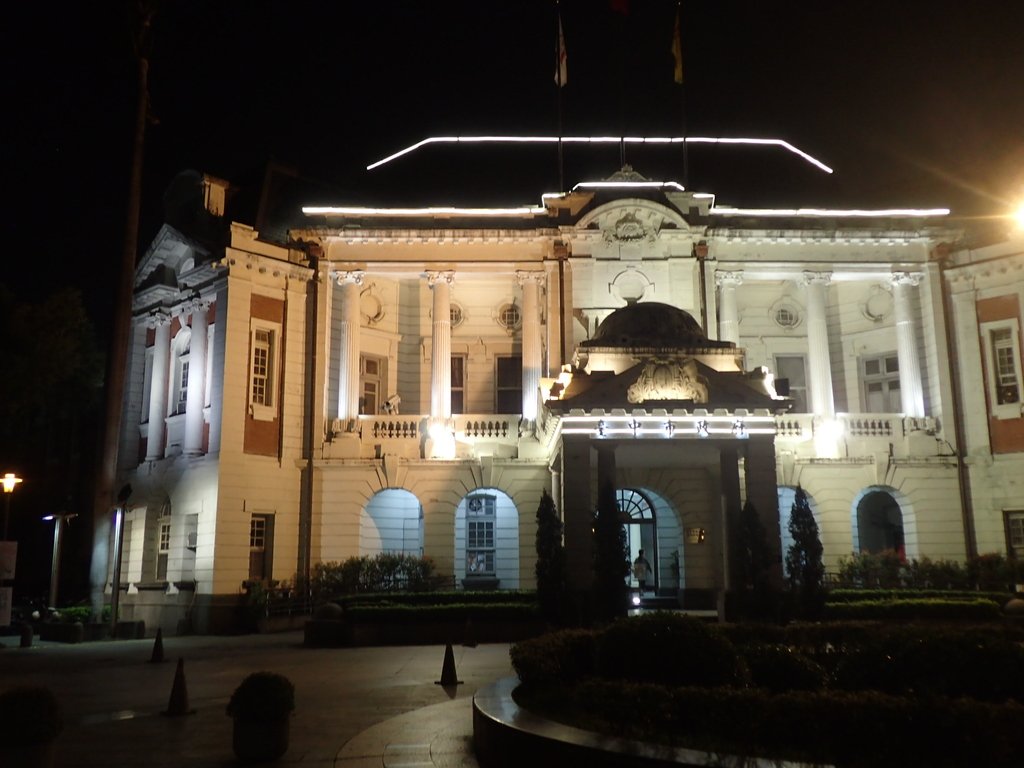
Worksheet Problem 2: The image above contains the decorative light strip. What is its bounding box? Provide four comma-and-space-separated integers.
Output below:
573, 180, 687, 192
710, 206, 950, 218
365, 135, 834, 173
302, 205, 546, 217
559, 412, 776, 438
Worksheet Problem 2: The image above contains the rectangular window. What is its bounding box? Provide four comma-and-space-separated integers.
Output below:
773, 355, 808, 413
861, 353, 901, 413
248, 514, 274, 581
466, 495, 496, 576
1007, 511, 1024, 556
360, 355, 385, 415
451, 355, 466, 415
156, 521, 171, 581
981, 319, 1023, 419
175, 359, 190, 415
495, 355, 522, 414
251, 330, 272, 406
249, 323, 280, 421
991, 329, 1020, 405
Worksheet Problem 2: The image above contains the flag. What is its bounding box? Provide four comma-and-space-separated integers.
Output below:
671, 8, 683, 85
555, 15, 567, 87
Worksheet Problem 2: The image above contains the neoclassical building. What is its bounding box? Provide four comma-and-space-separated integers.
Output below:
107, 166, 1023, 632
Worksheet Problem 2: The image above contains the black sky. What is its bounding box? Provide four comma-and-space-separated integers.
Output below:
6, 0, 1024, 331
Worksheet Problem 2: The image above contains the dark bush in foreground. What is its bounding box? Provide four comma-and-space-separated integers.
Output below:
510, 628, 597, 687
0, 686, 63, 747
560, 680, 1024, 768
741, 644, 827, 692
511, 616, 1024, 766
595, 613, 746, 688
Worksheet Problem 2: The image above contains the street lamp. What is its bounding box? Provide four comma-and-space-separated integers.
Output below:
2, 473, 23, 541
42, 513, 77, 608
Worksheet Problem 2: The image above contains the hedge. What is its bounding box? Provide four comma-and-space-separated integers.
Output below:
342, 602, 539, 623
555, 679, 1024, 768
823, 598, 1002, 622
826, 588, 1011, 604
510, 614, 1024, 765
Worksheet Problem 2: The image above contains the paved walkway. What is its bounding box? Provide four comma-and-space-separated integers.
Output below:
0, 632, 512, 767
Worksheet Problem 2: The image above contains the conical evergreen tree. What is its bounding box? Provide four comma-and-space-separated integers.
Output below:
736, 500, 772, 594
592, 482, 629, 622
534, 490, 566, 623
784, 486, 825, 616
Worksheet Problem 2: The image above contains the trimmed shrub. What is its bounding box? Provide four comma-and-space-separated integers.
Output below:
312, 553, 440, 601
823, 598, 1001, 622
595, 613, 746, 688
510, 628, 597, 687
741, 644, 827, 693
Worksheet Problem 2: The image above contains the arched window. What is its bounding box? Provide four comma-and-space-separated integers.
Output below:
618, 489, 657, 590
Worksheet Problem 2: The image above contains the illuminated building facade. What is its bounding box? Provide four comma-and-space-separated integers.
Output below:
109, 165, 1022, 632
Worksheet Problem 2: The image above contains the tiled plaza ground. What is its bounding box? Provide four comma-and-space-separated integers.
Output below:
0, 631, 513, 767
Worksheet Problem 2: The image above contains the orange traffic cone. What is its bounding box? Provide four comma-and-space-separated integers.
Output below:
435, 643, 463, 686
162, 657, 196, 716
149, 628, 165, 663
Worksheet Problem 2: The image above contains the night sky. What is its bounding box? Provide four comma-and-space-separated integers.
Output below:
8, 1, 1024, 328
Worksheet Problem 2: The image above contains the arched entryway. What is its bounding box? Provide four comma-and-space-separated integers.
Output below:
454, 489, 520, 589
361, 489, 423, 555
854, 488, 906, 557
618, 489, 657, 591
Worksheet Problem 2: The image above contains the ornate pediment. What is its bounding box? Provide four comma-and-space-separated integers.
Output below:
627, 357, 709, 404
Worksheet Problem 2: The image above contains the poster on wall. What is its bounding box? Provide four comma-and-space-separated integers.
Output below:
0, 541, 15, 580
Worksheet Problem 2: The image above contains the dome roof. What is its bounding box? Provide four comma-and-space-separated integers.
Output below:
582, 302, 727, 349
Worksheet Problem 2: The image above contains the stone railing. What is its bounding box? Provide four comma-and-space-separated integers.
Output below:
360, 416, 421, 441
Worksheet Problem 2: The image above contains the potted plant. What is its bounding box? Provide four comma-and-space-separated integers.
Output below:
0, 686, 63, 767
226, 672, 295, 763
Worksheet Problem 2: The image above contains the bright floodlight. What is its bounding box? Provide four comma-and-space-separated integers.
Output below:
2, 473, 22, 493
1014, 202, 1024, 230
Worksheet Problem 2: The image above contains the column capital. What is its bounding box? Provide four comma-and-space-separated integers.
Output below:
715, 270, 744, 288
183, 296, 213, 317
516, 270, 546, 287
425, 270, 455, 288
801, 271, 832, 287
332, 270, 364, 286
144, 310, 172, 329
890, 271, 923, 287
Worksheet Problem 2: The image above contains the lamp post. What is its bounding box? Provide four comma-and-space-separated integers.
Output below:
43, 513, 77, 608
109, 484, 132, 636
2, 473, 23, 541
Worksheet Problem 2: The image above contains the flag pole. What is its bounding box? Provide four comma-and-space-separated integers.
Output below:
672, 2, 688, 189
555, 2, 566, 192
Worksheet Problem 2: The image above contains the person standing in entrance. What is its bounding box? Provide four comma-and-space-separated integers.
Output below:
633, 549, 653, 595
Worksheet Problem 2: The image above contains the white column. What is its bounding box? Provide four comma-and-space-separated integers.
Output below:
891, 272, 925, 417
715, 270, 743, 345
427, 271, 455, 422
802, 271, 835, 418
145, 312, 172, 461
335, 271, 364, 424
518, 271, 545, 422
183, 298, 211, 455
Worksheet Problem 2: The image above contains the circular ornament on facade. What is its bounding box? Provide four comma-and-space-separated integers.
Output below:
770, 299, 802, 331
360, 288, 385, 325
861, 285, 893, 323
449, 302, 465, 328
496, 302, 521, 333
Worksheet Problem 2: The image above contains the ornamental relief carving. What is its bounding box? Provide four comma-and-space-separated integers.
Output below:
627, 357, 709, 404
602, 211, 659, 244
